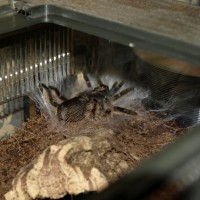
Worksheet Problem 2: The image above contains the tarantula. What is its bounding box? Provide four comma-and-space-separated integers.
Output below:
41, 75, 137, 122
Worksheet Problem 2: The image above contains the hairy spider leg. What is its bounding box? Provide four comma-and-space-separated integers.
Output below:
40, 84, 60, 107
110, 81, 125, 95
90, 99, 99, 119
90, 98, 112, 120
96, 75, 103, 86
48, 85, 68, 103
83, 70, 93, 89
83, 69, 103, 89
112, 86, 134, 101
114, 106, 137, 116
93, 61, 104, 86
111, 81, 118, 91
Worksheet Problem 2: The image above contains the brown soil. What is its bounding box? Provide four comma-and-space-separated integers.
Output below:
0, 100, 186, 200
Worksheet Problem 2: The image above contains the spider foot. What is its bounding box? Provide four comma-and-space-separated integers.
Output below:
114, 106, 137, 116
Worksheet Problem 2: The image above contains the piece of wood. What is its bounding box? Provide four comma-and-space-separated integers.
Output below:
5, 129, 130, 200
0, 0, 8, 7
22, 0, 200, 48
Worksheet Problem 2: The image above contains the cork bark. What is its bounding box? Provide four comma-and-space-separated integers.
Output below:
5, 129, 131, 200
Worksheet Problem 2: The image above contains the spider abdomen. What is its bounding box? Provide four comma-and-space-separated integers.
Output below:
57, 96, 89, 122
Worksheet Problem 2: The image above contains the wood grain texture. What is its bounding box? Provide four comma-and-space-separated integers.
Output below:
21, 0, 200, 47
0, 0, 9, 7
174, 0, 200, 5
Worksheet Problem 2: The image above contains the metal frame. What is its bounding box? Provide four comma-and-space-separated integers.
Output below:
0, 1, 200, 66
1, 1, 200, 199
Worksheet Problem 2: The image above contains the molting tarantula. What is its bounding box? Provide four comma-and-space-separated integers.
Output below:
41, 74, 137, 122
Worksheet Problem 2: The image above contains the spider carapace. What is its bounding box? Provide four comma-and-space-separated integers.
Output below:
41, 75, 137, 122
